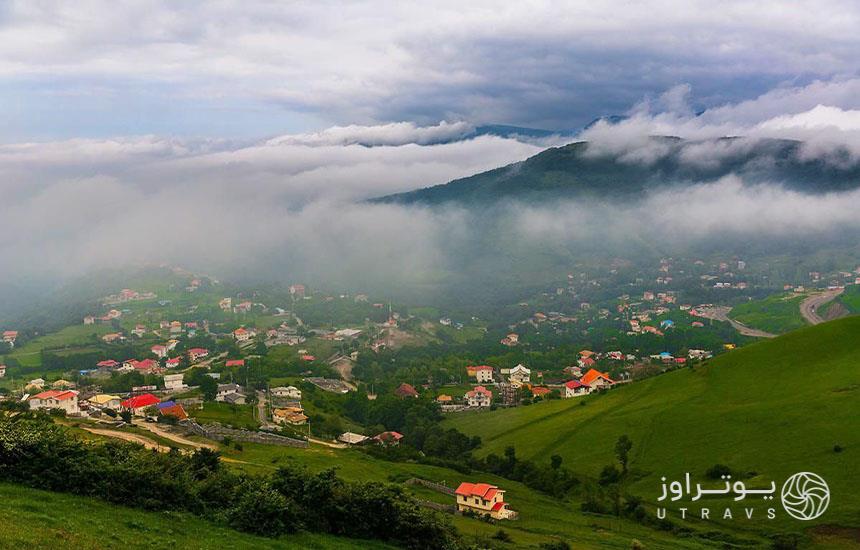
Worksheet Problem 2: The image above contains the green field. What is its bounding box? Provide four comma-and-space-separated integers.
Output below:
4, 324, 113, 369
216, 441, 741, 548
729, 293, 807, 333
835, 285, 860, 313
445, 317, 860, 544
190, 402, 260, 430
0, 482, 394, 549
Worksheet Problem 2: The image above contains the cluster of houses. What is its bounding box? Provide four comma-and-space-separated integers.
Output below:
100, 288, 157, 305
27, 387, 188, 421
270, 385, 307, 426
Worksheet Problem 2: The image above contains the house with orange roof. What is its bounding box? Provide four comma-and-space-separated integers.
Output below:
455, 482, 515, 519
580, 368, 614, 390
531, 386, 552, 398
29, 390, 80, 415
466, 365, 494, 383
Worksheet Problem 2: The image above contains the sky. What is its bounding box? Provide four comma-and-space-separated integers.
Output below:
3, 0, 860, 140
3, 1, 860, 305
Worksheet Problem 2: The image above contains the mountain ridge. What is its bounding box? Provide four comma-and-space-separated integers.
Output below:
374, 136, 860, 206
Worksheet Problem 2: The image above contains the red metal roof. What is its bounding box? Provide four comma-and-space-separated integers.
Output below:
120, 393, 160, 409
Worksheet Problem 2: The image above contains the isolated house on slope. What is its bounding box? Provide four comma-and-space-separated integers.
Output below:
455, 482, 515, 519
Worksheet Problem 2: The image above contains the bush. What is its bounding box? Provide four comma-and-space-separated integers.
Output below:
833, 444, 843, 453
227, 481, 300, 536
705, 464, 733, 479
493, 529, 512, 542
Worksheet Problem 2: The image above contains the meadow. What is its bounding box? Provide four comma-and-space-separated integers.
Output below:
445, 317, 860, 542
728, 293, 807, 333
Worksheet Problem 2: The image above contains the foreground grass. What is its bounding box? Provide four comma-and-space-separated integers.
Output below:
0, 482, 394, 550
445, 317, 860, 542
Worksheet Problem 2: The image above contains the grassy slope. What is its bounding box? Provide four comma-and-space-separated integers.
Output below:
836, 285, 860, 313
0, 483, 394, 550
729, 293, 807, 333
445, 317, 860, 538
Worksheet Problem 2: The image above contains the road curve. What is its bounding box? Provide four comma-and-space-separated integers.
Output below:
800, 288, 844, 325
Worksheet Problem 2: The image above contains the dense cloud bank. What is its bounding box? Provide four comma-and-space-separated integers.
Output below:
4, 81, 860, 297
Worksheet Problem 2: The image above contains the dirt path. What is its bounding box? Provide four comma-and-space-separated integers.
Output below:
309, 436, 347, 449
694, 305, 777, 338
800, 288, 845, 325
135, 422, 218, 450
81, 427, 173, 453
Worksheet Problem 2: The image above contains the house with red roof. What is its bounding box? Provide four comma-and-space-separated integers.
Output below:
166, 357, 181, 368
562, 379, 589, 398
454, 482, 515, 519
29, 390, 80, 415
394, 383, 419, 399
133, 358, 162, 374
233, 327, 255, 342
465, 386, 492, 408
531, 386, 552, 398
151, 344, 168, 358
96, 359, 119, 369
577, 356, 596, 369
188, 348, 209, 361
120, 393, 160, 416
226, 359, 245, 367
580, 368, 614, 390
373, 431, 404, 446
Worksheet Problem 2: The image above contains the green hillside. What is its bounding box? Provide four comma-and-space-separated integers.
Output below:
729, 293, 807, 334
377, 137, 860, 206
0, 483, 393, 550
445, 317, 860, 543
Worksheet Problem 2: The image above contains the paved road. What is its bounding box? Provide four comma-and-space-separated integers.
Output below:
800, 288, 844, 325
694, 305, 777, 338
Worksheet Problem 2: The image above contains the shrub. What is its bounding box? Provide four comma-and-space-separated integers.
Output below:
227, 481, 300, 536
705, 464, 733, 479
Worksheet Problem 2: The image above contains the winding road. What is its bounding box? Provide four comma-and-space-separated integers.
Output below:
693, 305, 777, 338
799, 288, 844, 325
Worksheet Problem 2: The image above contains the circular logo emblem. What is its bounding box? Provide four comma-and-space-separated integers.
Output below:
781, 472, 830, 520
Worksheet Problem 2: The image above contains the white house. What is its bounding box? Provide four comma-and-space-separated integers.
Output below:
508, 364, 531, 384
163, 373, 187, 392
466, 365, 493, 384
30, 390, 80, 415
562, 380, 590, 398
465, 386, 493, 408
151, 344, 168, 358
215, 383, 246, 403
272, 386, 302, 400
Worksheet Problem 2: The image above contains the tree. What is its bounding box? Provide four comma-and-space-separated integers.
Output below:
615, 435, 633, 474
550, 454, 563, 470
200, 376, 218, 401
